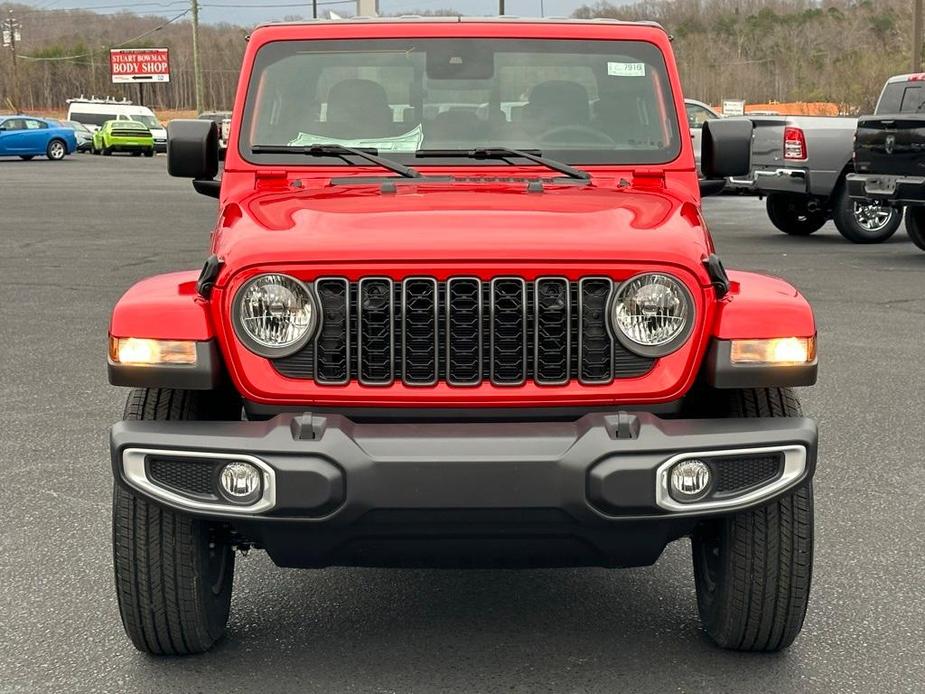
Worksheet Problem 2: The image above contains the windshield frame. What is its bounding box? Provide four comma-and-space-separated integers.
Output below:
237, 36, 684, 170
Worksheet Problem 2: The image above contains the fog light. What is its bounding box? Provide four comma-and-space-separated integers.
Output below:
219, 462, 262, 504
669, 459, 712, 501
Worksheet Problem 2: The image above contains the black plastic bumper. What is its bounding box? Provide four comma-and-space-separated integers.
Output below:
110, 412, 817, 568
847, 172, 925, 206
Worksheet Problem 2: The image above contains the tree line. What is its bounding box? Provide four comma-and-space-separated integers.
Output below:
0, 0, 915, 114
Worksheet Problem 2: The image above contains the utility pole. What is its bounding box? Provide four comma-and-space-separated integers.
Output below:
3, 10, 21, 111
191, 0, 204, 113
914, 0, 924, 73
313, 0, 318, 19
499, 0, 504, 15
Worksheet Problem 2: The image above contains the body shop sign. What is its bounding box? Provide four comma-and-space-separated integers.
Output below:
110, 48, 170, 83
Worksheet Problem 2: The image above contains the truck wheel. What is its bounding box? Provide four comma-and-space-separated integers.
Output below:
113, 388, 240, 655
692, 387, 813, 652
904, 207, 925, 252
765, 193, 826, 236
832, 187, 901, 243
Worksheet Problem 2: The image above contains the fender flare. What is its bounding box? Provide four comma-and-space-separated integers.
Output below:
109, 271, 222, 389
706, 270, 817, 388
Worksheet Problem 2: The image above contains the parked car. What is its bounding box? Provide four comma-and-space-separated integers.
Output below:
107, 18, 819, 656
0, 115, 77, 160
731, 113, 903, 243
685, 98, 722, 174
91, 120, 155, 156
198, 110, 232, 148
67, 98, 167, 152
848, 73, 925, 252
61, 120, 94, 152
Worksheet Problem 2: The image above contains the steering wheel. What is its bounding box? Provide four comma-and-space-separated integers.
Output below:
538, 125, 616, 147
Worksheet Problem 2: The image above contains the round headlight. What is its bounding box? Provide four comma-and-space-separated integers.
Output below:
232, 273, 318, 357
611, 273, 693, 357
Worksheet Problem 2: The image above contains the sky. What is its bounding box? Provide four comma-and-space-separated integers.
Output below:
21, 0, 633, 26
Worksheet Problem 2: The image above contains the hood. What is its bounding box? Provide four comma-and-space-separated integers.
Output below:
214, 182, 712, 282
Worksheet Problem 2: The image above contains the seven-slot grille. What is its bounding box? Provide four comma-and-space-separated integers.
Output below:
273, 277, 655, 386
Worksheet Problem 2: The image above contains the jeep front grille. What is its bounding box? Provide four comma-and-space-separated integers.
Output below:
273, 277, 655, 386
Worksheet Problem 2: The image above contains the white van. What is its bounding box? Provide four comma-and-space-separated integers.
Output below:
66, 98, 167, 152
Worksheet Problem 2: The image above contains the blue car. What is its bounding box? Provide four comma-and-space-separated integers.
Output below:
0, 115, 78, 161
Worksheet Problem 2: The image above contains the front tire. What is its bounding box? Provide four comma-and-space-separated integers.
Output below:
102, 146, 112, 156
904, 207, 925, 252
113, 388, 240, 655
765, 193, 826, 236
832, 187, 902, 243
46, 138, 67, 160
692, 387, 814, 652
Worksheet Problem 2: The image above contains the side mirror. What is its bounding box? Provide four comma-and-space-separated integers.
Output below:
167, 119, 219, 193
701, 118, 752, 178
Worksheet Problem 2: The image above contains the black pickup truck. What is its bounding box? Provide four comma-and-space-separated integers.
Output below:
848, 73, 925, 252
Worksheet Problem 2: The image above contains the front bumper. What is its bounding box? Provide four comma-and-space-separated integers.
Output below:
847, 172, 925, 206
110, 411, 817, 568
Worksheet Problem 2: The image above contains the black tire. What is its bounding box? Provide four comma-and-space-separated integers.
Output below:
19, 155, 35, 161
46, 138, 67, 161
904, 207, 925, 252
692, 387, 813, 652
113, 388, 241, 655
765, 193, 826, 236
103, 147, 112, 156
832, 187, 902, 243
132, 150, 142, 157
144, 148, 155, 158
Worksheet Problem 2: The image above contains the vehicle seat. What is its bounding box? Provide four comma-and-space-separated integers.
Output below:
324, 79, 395, 139
593, 91, 658, 146
522, 81, 591, 134
425, 110, 486, 146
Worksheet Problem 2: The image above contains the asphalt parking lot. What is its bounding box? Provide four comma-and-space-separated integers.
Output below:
1, 154, 923, 694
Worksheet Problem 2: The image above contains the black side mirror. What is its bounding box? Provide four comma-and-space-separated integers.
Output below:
701, 118, 752, 179
167, 119, 219, 197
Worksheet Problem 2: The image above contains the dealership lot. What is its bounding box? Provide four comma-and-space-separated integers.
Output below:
1, 155, 923, 693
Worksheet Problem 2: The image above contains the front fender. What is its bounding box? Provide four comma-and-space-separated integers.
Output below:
705, 270, 817, 388
713, 270, 815, 340
110, 271, 214, 340
109, 271, 222, 390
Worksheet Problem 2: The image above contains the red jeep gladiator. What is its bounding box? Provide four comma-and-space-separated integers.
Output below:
107, 18, 818, 655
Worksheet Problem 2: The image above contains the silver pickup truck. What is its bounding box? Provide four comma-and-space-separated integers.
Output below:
731, 114, 903, 243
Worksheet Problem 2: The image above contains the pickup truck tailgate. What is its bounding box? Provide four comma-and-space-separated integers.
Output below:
854, 114, 925, 177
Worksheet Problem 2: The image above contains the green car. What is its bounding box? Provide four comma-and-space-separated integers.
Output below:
92, 120, 155, 157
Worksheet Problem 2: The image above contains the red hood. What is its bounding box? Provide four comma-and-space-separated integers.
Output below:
212, 181, 713, 285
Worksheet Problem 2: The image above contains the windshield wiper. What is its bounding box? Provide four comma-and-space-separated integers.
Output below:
415, 147, 591, 181
251, 143, 422, 179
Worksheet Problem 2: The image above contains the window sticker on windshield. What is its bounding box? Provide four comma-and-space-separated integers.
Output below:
608, 62, 646, 77
288, 124, 424, 152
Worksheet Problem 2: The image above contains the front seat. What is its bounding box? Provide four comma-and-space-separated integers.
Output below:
325, 79, 395, 139
522, 80, 591, 135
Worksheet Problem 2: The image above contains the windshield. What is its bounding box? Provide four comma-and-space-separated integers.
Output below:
241, 38, 681, 167
129, 115, 161, 129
